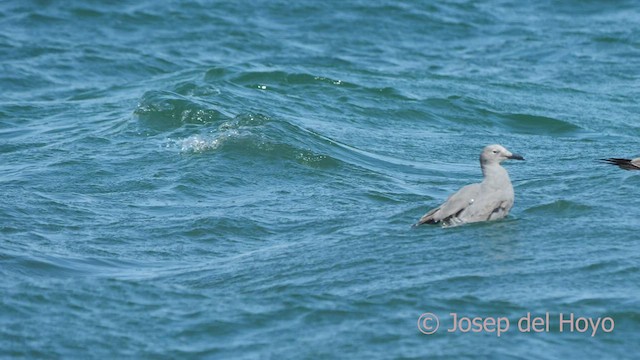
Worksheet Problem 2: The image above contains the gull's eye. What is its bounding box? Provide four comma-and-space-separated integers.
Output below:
492, 150, 498, 154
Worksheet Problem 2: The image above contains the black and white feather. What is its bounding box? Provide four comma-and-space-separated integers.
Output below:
601, 157, 640, 171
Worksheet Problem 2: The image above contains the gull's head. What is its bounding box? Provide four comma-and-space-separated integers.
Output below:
480, 144, 524, 165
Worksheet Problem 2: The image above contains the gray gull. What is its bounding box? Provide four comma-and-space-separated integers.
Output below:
414, 144, 524, 228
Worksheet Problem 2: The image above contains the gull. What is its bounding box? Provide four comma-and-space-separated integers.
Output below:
414, 144, 524, 228
601, 157, 640, 170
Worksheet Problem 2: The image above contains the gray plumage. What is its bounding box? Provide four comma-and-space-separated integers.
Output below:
602, 157, 640, 170
414, 144, 524, 228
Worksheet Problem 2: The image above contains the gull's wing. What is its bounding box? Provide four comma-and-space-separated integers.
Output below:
602, 157, 640, 170
463, 198, 513, 222
415, 183, 481, 226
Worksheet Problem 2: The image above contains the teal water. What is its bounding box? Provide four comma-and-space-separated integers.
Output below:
2, 1, 640, 358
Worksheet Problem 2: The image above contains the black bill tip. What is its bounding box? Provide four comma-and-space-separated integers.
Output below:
509, 154, 525, 160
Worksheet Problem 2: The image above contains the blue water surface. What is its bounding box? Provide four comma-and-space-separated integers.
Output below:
1, 1, 640, 358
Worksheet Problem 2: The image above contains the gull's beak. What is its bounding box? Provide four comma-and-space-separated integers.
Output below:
508, 153, 525, 160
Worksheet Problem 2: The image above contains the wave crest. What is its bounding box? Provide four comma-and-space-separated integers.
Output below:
167, 113, 340, 168
134, 90, 229, 129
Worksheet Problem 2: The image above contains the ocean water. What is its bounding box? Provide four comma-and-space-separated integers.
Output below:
2, 0, 640, 358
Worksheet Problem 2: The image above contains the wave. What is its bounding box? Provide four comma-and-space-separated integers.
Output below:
136, 68, 586, 184
134, 90, 231, 130
230, 70, 353, 88
423, 96, 583, 135
1, 252, 141, 278
206, 67, 415, 102
135, 84, 434, 174
523, 199, 592, 216
497, 113, 582, 135
161, 111, 344, 169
